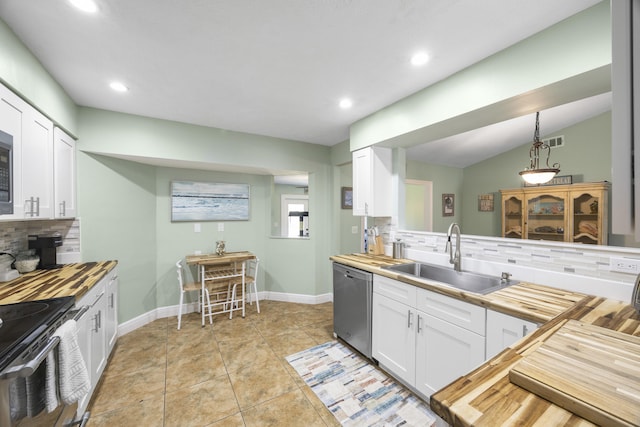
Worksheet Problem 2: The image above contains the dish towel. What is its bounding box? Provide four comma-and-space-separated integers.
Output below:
53, 319, 90, 405
45, 348, 59, 412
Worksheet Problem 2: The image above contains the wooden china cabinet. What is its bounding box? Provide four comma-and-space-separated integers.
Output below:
500, 182, 609, 245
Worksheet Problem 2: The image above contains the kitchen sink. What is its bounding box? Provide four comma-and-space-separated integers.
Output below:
382, 262, 514, 295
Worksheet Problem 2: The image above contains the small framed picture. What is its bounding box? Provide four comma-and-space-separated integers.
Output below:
442, 193, 454, 216
478, 194, 494, 212
341, 187, 353, 209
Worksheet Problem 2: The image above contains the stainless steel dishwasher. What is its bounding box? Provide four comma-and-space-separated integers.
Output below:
333, 262, 373, 359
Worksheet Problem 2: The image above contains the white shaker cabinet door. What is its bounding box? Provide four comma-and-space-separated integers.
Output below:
485, 310, 538, 360
53, 127, 77, 218
415, 312, 485, 397
22, 107, 53, 219
372, 292, 416, 386
105, 268, 119, 355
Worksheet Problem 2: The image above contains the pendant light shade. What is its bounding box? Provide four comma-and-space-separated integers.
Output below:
519, 112, 560, 185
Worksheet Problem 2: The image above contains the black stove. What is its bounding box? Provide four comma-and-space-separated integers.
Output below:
0, 296, 75, 373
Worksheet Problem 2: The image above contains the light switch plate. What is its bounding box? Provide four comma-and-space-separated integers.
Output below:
351, 226, 358, 234
194, 223, 201, 233
218, 223, 224, 232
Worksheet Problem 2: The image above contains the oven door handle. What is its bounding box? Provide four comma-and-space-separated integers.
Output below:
0, 335, 61, 380
0, 305, 90, 381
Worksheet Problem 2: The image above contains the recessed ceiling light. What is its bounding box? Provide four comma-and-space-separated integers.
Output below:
339, 98, 353, 109
69, 0, 98, 13
109, 82, 128, 93
411, 52, 429, 66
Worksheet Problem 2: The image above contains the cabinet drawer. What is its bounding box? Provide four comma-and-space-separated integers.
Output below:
373, 274, 417, 306
416, 288, 486, 335
77, 277, 106, 307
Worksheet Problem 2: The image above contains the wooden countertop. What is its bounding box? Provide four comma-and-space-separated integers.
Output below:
0, 261, 118, 304
431, 297, 640, 426
330, 253, 586, 323
331, 253, 639, 426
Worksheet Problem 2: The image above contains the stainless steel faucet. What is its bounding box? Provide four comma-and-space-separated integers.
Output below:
445, 222, 462, 272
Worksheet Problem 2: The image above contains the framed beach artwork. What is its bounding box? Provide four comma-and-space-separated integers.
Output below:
171, 181, 250, 222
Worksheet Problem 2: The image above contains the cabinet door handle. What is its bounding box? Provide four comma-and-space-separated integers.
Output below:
93, 313, 99, 333
98, 310, 102, 329
35, 197, 39, 216
407, 310, 413, 328
523, 325, 528, 336
109, 293, 114, 309
59, 200, 66, 216
417, 315, 422, 333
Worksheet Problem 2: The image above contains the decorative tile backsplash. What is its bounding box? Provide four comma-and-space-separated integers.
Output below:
382, 224, 640, 302
0, 218, 81, 257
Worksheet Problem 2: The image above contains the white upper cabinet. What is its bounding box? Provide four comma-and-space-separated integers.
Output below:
53, 127, 77, 218
0, 82, 77, 221
0, 84, 26, 219
352, 146, 392, 217
22, 107, 54, 219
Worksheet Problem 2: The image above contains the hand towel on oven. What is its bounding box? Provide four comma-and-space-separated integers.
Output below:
52, 319, 90, 405
45, 349, 59, 412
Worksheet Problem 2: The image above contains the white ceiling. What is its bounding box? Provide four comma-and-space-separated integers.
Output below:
0, 0, 605, 172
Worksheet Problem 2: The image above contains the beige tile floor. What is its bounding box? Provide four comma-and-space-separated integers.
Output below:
88, 300, 342, 427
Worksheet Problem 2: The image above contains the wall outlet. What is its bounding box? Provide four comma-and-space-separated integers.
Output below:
610, 257, 640, 273
351, 225, 358, 234
194, 250, 202, 255
218, 223, 224, 232
194, 223, 201, 233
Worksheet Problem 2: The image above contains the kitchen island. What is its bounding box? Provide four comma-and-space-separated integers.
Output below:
330, 253, 640, 426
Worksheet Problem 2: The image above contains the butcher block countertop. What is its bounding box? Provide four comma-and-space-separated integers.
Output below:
330, 253, 587, 323
0, 261, 118, 304
331, 253, 640, 426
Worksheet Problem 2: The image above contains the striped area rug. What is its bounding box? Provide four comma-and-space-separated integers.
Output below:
286, 341, 437, 427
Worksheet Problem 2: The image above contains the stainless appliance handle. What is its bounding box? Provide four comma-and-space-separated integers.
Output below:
0, 335, 60, 380
0, 305, 90, 380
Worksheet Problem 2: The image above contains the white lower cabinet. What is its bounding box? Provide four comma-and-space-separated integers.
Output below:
75, 266, 118, 416
372, 291, 416, 385
105, 269, 119, 355
372, 275, 486, 399
416, 312, 485, 397
485, 309, 538, 359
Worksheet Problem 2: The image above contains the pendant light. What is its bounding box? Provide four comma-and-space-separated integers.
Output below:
519, 112, 560, 185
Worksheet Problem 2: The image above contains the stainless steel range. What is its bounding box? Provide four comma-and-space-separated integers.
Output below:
0, 296, 88, 427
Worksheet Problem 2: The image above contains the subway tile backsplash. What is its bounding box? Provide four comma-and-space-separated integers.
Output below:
389, 228, 640, 302
0, 218, 80, 257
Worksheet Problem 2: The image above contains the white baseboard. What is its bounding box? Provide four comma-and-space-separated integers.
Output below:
117, 291, 333, 337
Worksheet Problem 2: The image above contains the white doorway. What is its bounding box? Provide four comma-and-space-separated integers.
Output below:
281, 194, 309, 237
405, 179, 432, 231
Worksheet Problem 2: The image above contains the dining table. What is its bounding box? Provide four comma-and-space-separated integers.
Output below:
185, 251, 256, 326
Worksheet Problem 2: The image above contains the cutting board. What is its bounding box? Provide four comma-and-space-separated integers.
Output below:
509, 320, 640, 427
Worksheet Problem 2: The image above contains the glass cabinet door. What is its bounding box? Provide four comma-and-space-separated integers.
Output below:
503, 196, 523, 238
526, 193, 567, 242
572, 191, 602, 244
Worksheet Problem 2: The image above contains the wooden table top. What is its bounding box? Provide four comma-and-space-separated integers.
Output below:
185, 251, 255, 266
0, 261, 118, 304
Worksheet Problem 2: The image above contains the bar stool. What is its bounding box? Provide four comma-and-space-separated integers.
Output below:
176, 259, 213, 329
244, 258, 260, 313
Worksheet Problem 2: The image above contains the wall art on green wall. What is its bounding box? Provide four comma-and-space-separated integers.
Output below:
442, 193, 454, 216
171, 180, 250, 221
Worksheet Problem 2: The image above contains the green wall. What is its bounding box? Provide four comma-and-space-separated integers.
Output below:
461, 112, 612, 236
0, 20, 77, 135
350, 2, 611, 151
406, 161, 464, 233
